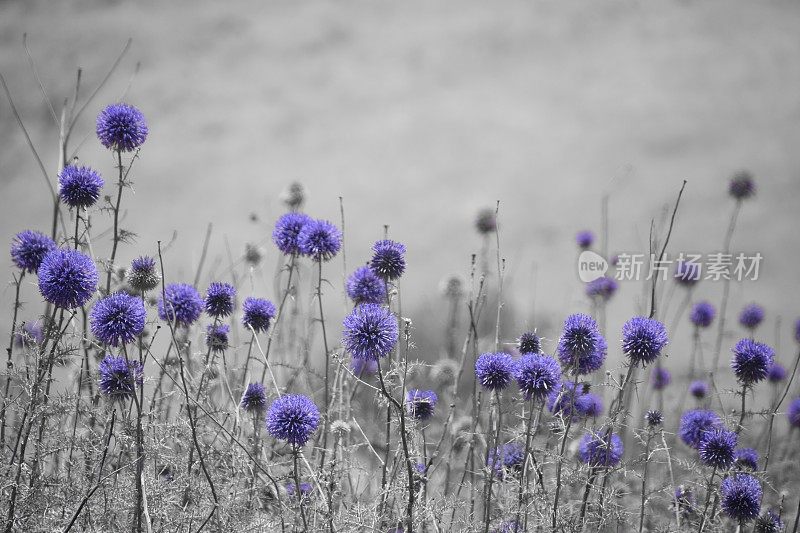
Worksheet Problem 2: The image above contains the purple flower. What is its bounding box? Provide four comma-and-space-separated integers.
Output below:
734, 448, 759, 470
204, 282, 236, 318
787, 397, 800, 428
739, 303, 765, 330
206, 324, 229, 352
272, 212, 312, 255
475, 352, 515, 391
266, 394, 320, 446
674, 260, 701, 287
342, 304, 398, 360
720, 474, 762, 522
98, 354, 143, 399
579, 393, 603, 418
515, 353, 561, 400
297, 219, 341, 262
346, 266, 387, 305
488, 442, 525, 478
518, 332, 541, 354
158, 283, 203, 326
729, 170, 756, 201
126, 256, 160, 293
58, 165, 104, 208
242, 297, 276, 334
698, 428, 738, 469
622, 316, 668, 367
651, 366, 671, 390
731, 338, 774, 386
585, 276, 618, 302
38, 249, 98, 309
679, 409, 722, 448
240, 383, 267, 412
674, 486, 696, 517
576, 230, 594, 249
370, 240, 406, 280
11, 230, 56, 273
767, 362, 787, 383
14, 322, 44, 347
547, 381, 592, 420
557, 313, 605, 375
90, 292, 146, 346
755, 509, 785, 533
578, 431, 623, 467
689, 380, 709, 399
645, 410, 663, 427
475, 208, 497, 235
286, 482, 313, 498
96, 103, 148, 152
406, 389, 438, 421
351, 357, 378, 376
690, 301, 716, 328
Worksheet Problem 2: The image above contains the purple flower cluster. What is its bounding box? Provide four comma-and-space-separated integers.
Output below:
679, 409, 721, 448
272, 212, 312, 255
370, 240, 406, 280
98, 354, 143, 399
517, 332, 541, 354
720, 474, 762, 522
205, 282, 236, 318
575, 230, 594, 249
689, 301, 716, 328
58, 165, 105, 209
297, 219, 341, 262
739, 303, 765, 330
731, 338, 774, 386
698, 428, 738, 469
126, 256, 160, 293
515, 353, 561, 400
585, 276, 618, 301
206, 324, 230, 352
405, 389, 438, 421
578, 431, 623, 467
651, 366, 671, 390
240, 383, 267, 412
674, 260, 701, 287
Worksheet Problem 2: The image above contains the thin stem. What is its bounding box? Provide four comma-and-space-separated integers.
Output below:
105, 150, 125, 294
711, 201, 742, 371
293, 447, 309, 533
1, 271, 25, 447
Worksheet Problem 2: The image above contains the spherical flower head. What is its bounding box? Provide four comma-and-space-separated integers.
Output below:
673, 260, 701, 287
158, 283, 203, 326
240, 382, 267, 412
767, 362, 787, 383
126, 256, 160, 293
58, 165, 104, 208
286, 481, 313, 499
351, 357, 378, 376
679, 409, 722, 448
578, 393, 603, 418
698, 428, 738, 469
720, 474, 762, 522
204, 282, 236, 318
557, 313, 605, 375
475, 208, 497, 234
547, 381, 591, 420
38, 249, 98, 309
689, 380, 709, 399
645, 410, 664, 427
369, 239, 407, 281
487, 443, 524, 479
90, 292, 146, 346
674, 486, 696, 518
405, 389, 438, 421
515, 353, 561, 400
576, 230, 594, 249
731, 338, 775, 386
739, 303, 765, 330
729, 170, 756, 201
651, 366, 671, 391
585, 276, 618, 302
475, 352, 515, 391
787, 397, 800, 428
272, 212, 312, 255
734, 448, 759, 470
98, 354, 143, 399
342, 303, 398, 360
11, 230, 56, 273
578, 431, 623, 467
266, 394, 320, 446
518, 332, 541, 354
690, 301, 716, 328
241, 297, 277, 334
297, 219, 341, 262
346, 266, 387, 305
754, 510, 784, 533
622, 316, 668, 367
96, 103, 148, 152
206, 324, 230, 353
14, 321, 44, 347
281, 181, 306, 210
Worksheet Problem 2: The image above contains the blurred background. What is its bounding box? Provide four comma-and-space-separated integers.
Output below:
2, 0, 800, 371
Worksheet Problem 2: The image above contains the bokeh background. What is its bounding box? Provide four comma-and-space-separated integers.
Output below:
2, 0, 800, 370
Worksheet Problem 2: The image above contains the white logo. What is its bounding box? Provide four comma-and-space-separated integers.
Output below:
577, 251, 608, 283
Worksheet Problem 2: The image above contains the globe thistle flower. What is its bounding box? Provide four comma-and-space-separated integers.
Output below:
690, 301, 716, 328
240, 382, 267, 412
280, 181, 306, 210
38, 249, 98, 309
731, 338, 775, 386
651, 366, 671, 390
729, 170, 756, 201
734, 448, 759, 470
342, 303, 398, 360
96, 103, 148, 152
787, 397, 800, 428
575, 230, 594, 249
11, 230, 56, 273
346, 266, 387, 305
202, 282, 235, 318
370, 240, 406, 280
491, 520, 521, 533
622, 316, 668, 367
285, 482, 313, 499
689, 380, 709, 399
754, 509, 784, 533
767, 362, 787, 383
158, 283, 203, 326
488, 443, 525, 478
739, 303, 765, 330
14, 322, 44, 347
126, 256, 160, 293
351, 357, 378, 376
720, 474, 762, 522
405, 389, 438, 421
206, 324, 230, 352
679, 409, 722, 448
297, 219, 341, 262
547, 381, 591, 420
475, 352, 515, 391
58, 165, 104, 209
585, 276, 618, 302
98, 354, 143, 399
698, 428, 738, 469
645, 410, 663, 427
475, 208, 497, 234
272, 212, 312, 256
242, 297, 277, 334
266, 394, 320, 446
90, 292, 146, 346
673, 260, 701, 287
515, 353, 561, 400
557, 313, 605, 375
673, 486, 696, 518
579, 393, 603, 418
518, 331, 541, 354
578, 431, 624, 467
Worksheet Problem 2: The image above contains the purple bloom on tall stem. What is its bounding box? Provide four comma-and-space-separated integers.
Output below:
731, 338, 774, 386
11, 230, 56, 273
297, 219, 342, 262
272, 212, 312, 255
728, 170, 756, 201
90, 292, 146, 346
575, 230, 594, 249
98, 354, 143, 399
58, 165, 104, 208
767, 362, 787, 383
204, 282, 236, 318
206, 324, 229, 352
96, 103, 148, 152
405, 389, 438, 421
488, 442, 525, 478
689, 380, 709, 399
158, 283, 203, 326
475, 352, 515, 391
240, 383, 267, 412
578, 431, 623, 467
350, 357, 378, 376
755, 509, 785, 533
787, 397, 800, 428
679, 409, 722, 448
720, 474, 762, 522
547, 381, 592, 420
734, 448, 759, 470
517, 332, 541, 354
345, 266, 387, 305
515, 353, 561, 400
690, 301, 716, 328
739, 303, 765, 330
651, 366, 671, 390
622, 316, 668, 367
342, 304, 398, 360
698, 428, 738, 469
266, 394, 320, 446
557, 313, 605, 375
126, 256, 160, 293
645, 410, 663, 427
579, 393, 603, 418
370, 239, 406, 280
585, 276, 618, 301
242, 297, 276, 334
38, 249, 98, 309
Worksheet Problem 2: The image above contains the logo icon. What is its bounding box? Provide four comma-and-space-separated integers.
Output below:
577, 251, 608, 283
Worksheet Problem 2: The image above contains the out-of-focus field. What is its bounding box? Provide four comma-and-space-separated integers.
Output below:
1, 0, 799, 364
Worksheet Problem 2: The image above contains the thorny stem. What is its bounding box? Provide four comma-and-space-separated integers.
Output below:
697, 465, 717, 533
483, 390, 502, 533
293, 447, 309, 533
1, 271, 25, 447
551, 373, 581, 531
